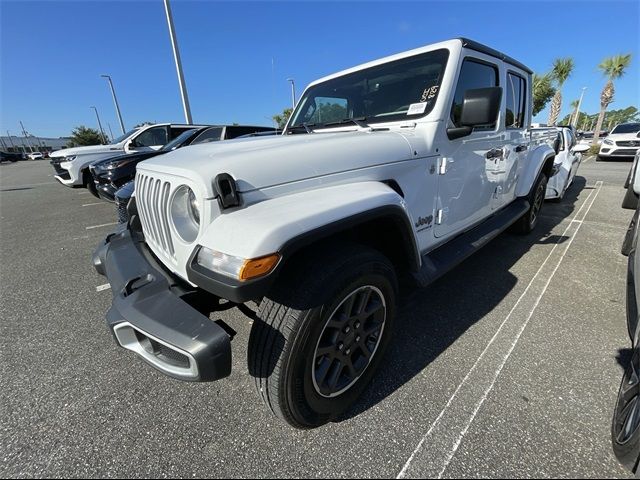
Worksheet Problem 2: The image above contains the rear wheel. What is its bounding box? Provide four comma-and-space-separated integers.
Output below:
612, 351, 640, 472
511, 173, 548, 234
248, 245, 397, 428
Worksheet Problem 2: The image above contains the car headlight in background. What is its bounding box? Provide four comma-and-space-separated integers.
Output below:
63, 155, 77, 162
170, 185, 201, 242
603, 139, 614, 145
96, 158, 133, 172
196, 247, 280, 281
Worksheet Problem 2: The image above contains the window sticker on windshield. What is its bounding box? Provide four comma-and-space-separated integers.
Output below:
407, 102, 428, 115
420, 86, 439, 102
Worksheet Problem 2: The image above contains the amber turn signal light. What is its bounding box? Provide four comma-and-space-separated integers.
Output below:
239, 253, 281, 281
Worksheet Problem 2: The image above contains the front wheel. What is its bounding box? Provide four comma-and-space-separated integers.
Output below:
511, 173, 548, 234
248, 245, 397, 428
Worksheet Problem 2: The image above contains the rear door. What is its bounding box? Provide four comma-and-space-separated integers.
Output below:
435, 57, 504, 238
498, 71, 529, 208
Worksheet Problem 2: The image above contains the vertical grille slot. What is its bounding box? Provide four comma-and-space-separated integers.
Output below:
135, 173, 176, 260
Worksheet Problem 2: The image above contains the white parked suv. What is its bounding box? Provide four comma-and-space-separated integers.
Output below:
49, 123, 206, 190
94, 38, 558, 428
546, 126, 590, 200
598, 122, 640, 160
27, 152, 44, 160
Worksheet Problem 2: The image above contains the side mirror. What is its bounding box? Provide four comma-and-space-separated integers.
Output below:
553, 134, 562, 154
572, 144, 590, 154
128, 139, 139, 149
447, 87, 503, 140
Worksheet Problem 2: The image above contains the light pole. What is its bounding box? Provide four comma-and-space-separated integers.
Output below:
163, 0, 192, 124
6, 131, 15, 150
101, 74, 126, 134
90, 106, 108, 144
19, 121, 35, 152
107, 122, 114, 142
572, 87, 587, 128
287, 78, 296, 109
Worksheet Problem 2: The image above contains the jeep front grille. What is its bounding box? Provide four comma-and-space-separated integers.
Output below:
136, 173, 175, 259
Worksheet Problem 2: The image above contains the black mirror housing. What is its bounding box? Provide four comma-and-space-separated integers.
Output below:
460, 87, 503, 127
447, 87, 502, 140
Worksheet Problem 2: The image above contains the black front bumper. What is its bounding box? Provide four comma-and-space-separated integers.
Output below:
93, 227, 232, 382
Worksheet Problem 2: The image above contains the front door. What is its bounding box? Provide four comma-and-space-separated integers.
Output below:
435, 57, 503, 239
126, 125, 169, 153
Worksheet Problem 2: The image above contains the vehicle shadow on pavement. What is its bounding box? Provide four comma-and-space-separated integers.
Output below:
338, 176, 588, 422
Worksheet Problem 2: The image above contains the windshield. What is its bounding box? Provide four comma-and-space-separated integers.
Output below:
161, 129, 198, 151
288, 49, 449, 131
611, 123, 640, 134
110, 128, 140, 144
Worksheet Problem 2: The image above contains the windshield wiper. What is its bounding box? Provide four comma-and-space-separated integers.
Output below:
317, 117, 369, 129
287, 123, 317, 134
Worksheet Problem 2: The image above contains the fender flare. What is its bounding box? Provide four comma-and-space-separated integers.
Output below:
187, 182, 420, 302
515, 145, 556, 198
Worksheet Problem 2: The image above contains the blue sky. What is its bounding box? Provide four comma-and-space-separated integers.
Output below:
1, 0, 639, 138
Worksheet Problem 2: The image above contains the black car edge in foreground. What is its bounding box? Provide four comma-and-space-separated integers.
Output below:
614, 151, 640, 474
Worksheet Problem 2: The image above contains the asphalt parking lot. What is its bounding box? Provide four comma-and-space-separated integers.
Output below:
0, 157, 636, 478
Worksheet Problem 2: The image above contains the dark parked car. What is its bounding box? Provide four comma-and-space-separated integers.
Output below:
90, 124, 275, 202
614, 150, 640, 474
0, 151, 26, 162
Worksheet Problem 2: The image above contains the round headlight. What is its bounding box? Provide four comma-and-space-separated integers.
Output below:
188, 188, 200, 224
171, 185, 200, 243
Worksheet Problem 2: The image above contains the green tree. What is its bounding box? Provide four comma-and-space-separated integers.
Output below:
273, 108, 292, 129
547, 58, 574, 125
67, 126, 104, 147
532, 73, 556, 117
593, 54, 633, 143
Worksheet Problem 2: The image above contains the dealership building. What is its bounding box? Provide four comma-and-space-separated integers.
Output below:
0, 135, 71, 153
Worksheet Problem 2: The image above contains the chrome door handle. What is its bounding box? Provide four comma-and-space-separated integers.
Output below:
485, 148, 504, 159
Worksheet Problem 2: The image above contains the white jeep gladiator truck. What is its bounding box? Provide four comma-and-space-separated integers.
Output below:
50, 123, 206, 190
94, 38, 557, 428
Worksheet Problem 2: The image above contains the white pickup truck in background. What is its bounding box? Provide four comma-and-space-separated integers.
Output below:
94, 38, 559, 428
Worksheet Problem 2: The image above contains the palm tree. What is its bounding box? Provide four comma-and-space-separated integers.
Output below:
532, 73, 556, 117
547, 58, 574, 125
593, 54, 633, 143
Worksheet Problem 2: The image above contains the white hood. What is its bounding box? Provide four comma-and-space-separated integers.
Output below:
607, 132, 640, 141
137, 130, 415, 197
50, 142, 125, 158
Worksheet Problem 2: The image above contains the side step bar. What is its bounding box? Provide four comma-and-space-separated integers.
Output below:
413, 199, 530, 287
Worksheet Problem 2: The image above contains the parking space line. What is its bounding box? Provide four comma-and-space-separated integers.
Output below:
82, 202, 105, 207
0, 181, 55, 190
77, 191, 91, 195
86, 222, 117, 230
397, 181, 603, 479
96, 284, 111, 292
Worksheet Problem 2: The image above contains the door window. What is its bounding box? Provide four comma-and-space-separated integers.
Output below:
505, 73, 526, 129
450, 59, 498, 129
135, 126, 168, 147
191, 127, 224, 144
